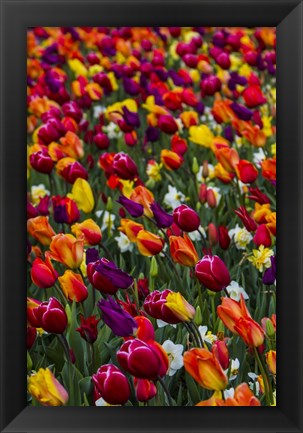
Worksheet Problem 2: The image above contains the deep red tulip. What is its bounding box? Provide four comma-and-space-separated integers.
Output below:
195, 255, 231, 292
92, 364, 130, 405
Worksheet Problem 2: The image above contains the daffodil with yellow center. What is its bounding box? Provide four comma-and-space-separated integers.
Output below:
248, 245, 274, 272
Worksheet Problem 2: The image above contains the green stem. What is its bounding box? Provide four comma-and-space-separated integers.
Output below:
157, 376, 173, 406
58, 333, 71, 363
253, 347, 273, 406
210, 296, 217, 332
54, 283, 67, 306
190, 322, 204, 348
183, 322, 200, 348
198, 228, 208, 250
162, 250, 183, 288
99, 242, 114, 262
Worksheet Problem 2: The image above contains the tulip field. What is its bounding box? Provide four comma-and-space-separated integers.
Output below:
27, 27, 276, 407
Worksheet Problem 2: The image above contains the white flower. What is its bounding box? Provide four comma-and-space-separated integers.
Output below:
176, 117, 184, 133
229, 358, 240, 381
224, 388, 235, 399
114, 232, 134, 253
229, 224, 252, 250
156, 319, 177, 329
188, 226, 206, 242
103, 122, 122, 139
198, 326, 217, 344
162, 340, 184, 376
226, 281, 249, 301
248, 372, 260, 395
96, 210, 116, 233
31, 184, 50, 205
163, 185, 185, 209
95, 397, 119, 406
93, 105, 106, 118
253, 148, 266, 166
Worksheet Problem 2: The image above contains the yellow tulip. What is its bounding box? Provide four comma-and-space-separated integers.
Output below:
28, 368, 68, 406
68, 178, 94, 213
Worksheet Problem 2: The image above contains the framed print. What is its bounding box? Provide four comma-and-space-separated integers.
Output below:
0, 0, 302, 432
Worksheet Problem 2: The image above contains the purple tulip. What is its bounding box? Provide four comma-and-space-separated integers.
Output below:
230, 102, 253, 121
263, 256, 276, 285
117, 195, 144, 218
86, 247, 100, 265
98, 296, 138, 337
145, 126, 160, 143
150, 202, 173, 228
122, 107, 140, 128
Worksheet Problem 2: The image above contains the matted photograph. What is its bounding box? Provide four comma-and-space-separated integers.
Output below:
26, 26, 276, 407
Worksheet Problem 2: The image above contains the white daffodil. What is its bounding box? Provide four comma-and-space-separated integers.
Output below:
163, 185, 185, 209
248, 372, 260, 396
253, 148, 266, 166
198, 326, 217, 345
162, 340, 184, 376
188, 226, 206, 242
229, 224, 252, 250
103, 122, 122, 139
223, 388, 235, 399
95, 397, 120, 406
226, 281, 249, 301
96, 210, 116, 233
229, 358, 240, 381
93, 105, 106, 118
114, 232, 134, 253
156, 319, 177, 329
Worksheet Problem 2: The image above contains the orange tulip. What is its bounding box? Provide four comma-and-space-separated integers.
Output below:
136, 230, 164, 257
266, 212, 276, 236
169, 234, 199, 267
49, 233, 84, 269
266, 350, 276, 375
213, 163, 234, 184
215, 147, 239, 173
71, 218, 102, 245
212, 99, 235, 123
130, 186, 154, 218
184, 348, 228, 391
118, 218, 144, 242
223, 383, 261, 406
58, 270, 88, 302
252, 203, 272, 224
59, 131, 84, 159
196, 391, 223, 406
27, 216, 56, 246
261, 158, 276, 182
217, 295, 265, 347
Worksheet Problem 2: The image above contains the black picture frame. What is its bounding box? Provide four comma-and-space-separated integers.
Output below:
1, 0, 302, 432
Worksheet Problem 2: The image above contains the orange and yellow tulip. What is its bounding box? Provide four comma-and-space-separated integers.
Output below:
27, 216, 56, 246
169, 234, 199, 267
71, 218, 102, 245
28, 368, 68, 406
184, 348, 228, 391
136, 230, 165, 257
129, 186, 154, 217
58, 270, 88, 302
217, 295, 265, 347
49, 233, 84, 269
266, 350, 276, 375
118, 218, 144, 242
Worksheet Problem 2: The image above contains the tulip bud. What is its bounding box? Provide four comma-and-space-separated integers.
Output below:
265, 318, 276, 337
31, 255, 58, 288
27, 351, 33, 371
206, 189, 217, 208
199, 183, 207, 203
195, 255, 231, 292
208, 223, 218, 246
211, 340, 229, 370
253, 224, 272, 247
192, 157, 199, 175
76, 315, 100, 344
150, 256, 158, 277
218, 226, 231, 250
134, 378, 157, 402
202, 161, 209, 179
194, 305, 202, 326
266, 350, 276, 375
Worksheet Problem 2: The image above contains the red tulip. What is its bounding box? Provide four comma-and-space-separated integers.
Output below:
253, 224, 272, 247
117, 338, 169, 380
31, 255, 58, 288
112, 152, 138, 180
92, 364, 130, 405
173, 205, 200, 232
31, 297, 68, 334
195, 255, 231, 292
